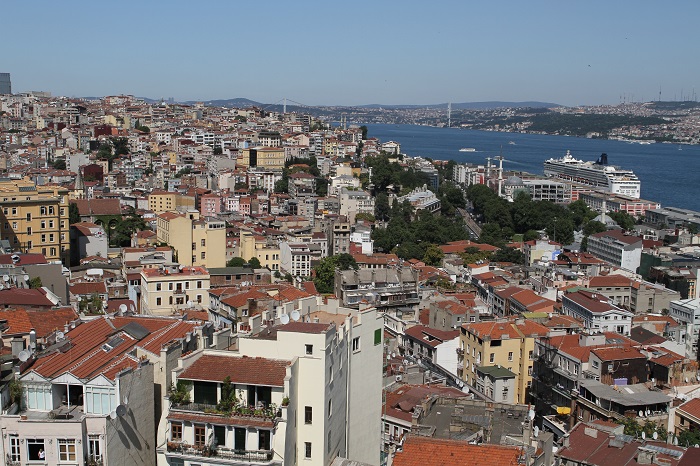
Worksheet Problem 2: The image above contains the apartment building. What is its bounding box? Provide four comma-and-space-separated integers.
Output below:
335, 266, 419, 311
668, 298, 700, 359
148, 190, 196, 214
279, 241, 323, 277
157, 308, 383, 466
339, 188, 375, 224
460, 318, 548, 404
140, 264, 210, 315
239, 230, 280, 271
562, 290, 634, 336
587, 230, 643, 272
238, 147, 285, 169
0, 178, 70, 263
156, 211, 226, 268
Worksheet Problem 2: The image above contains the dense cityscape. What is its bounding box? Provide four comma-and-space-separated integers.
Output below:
3, 73, 700, 466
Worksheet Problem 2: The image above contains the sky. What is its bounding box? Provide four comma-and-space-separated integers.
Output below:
3, 1, 700, 107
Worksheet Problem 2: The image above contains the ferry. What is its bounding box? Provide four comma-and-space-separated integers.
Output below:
459, 148, 476, 152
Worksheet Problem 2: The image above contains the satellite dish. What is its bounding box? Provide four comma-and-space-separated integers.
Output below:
639, 410, 644, 417
187, 300, 193, 308
119, 304, 127, 313
391, 352, 396, 359
534, 426, 539, 438
280, 313, 290, 325
56, 331, 64, 340
185, 333, 191, 342
642, 431, 646, 440
18, 350, 30, 362
528, 409, 536, 421
673, 437, 679, 446
653, 431, 658, 440
291, 310, 300, 321
116, 404, 127, 417
109, 411, 118, 420
3, 275, 9, 281
23, 275, 29, 281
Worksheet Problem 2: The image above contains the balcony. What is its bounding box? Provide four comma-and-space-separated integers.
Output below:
166, 442, 276, 464
171, 402, 282, 426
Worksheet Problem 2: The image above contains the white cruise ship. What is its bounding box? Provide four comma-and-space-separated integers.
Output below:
543, 150, 641, 198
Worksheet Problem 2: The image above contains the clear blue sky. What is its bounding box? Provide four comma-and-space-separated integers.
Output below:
3, 1, 699, 107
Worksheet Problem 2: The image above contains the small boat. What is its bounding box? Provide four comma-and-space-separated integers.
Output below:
508, 141, 516, 145
459, 148, 476, 152
679, 145, 683, 151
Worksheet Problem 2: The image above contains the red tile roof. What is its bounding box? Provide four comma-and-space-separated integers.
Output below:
72, 199, 122, 216
0, 288, 53, 308
0, 253, 47, 265
404, 325, 459, 348
589, 275, 633, 288
393, 436, 520, 466
384, 384, 466, 423
179, 354, 289, 387
677, 398, 700, 421
70, 281, 107, 295
591, 346, 645, 362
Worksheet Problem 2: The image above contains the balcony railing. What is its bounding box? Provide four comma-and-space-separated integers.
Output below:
172, 402, 281, 421
166, 442, 274, 462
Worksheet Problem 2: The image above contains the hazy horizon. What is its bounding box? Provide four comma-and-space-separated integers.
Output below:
3, 1, 699, 107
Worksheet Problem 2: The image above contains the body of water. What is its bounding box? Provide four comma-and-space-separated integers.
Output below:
364, 123, 700, 212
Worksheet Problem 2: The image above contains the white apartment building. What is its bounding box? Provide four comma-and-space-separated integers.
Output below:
140, 264, 211, 315
562, 290, 634, 336
586, 230, 643, 272
339, 188, 375, 224
279, 241, 322, 277
668, 298, 700, 359
157, 307, 383, 466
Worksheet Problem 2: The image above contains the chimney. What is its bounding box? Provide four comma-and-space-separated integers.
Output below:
11, 337, 25, 357
29, 329, 36, 351
562, 433, 570, 448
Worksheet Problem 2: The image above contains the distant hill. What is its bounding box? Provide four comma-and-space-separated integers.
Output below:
184, 98, 263, 107
359, 101, 561, 110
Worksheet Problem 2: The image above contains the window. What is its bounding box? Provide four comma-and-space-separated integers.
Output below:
41, 221, 46, 228
305, 442, 312, 459
85, 386, 115, 415
27, 227, 32, 235
156, 297, 162, 306
41, 234, 47, 243
374, 328, 382, 346
26, 213, 31, 221
49, 220, 54, 228
197, 280, 202, 288
305, 344, 313, 355
9, 435, 20, 462
194, 425, 206, 447
88, 435, 102, 462
502, 387, 509, 401
201, 252, 206, 259
305, 406, 313, 424
27, 438, 46, 461
156, 283, 162, 291
489, 353, 495, 363
529, 350, 534, 360
201, 239, 206, 247
25, 383, 52, 410
508, 352, 513, 361
352, 337, 360, 352
58, 439, 77, 461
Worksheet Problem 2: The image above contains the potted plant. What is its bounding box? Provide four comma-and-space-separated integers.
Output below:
281, 396, 290, 407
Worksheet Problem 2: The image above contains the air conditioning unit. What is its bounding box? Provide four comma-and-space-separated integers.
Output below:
395, 375, 402, 382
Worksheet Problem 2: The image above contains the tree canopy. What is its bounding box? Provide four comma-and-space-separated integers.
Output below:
313, 254, 358, 294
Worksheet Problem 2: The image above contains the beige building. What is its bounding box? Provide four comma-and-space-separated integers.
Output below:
140, 264, 210, 315
156, 211, 226, 268
149, 190, 196, 214
461, 318, 548, 404
238, 147, 285, 169
0, 178, 70, 264
239, 230, 280, 271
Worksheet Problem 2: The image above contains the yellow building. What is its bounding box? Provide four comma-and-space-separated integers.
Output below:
239, 230, 280, 271
461, 318, 548, 404
156, 211, 226, 268
0, 178, 70, 264
148, 190, 195, 214
238, 147, 285, 169
140, 265, 210, 315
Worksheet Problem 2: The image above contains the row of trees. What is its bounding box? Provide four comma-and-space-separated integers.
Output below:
466, 184, 636, 249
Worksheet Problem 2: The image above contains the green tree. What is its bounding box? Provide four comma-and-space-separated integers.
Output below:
359, 125, 368, 140
226, 257, 246, 267
315, 178, 329, 196
52, 159, 66, 170
247, 257, 261, 269
546, 217, 575, 246
313, 254, 358, 294
583, 220, 607, 236
422, 244, 444, 266
274, 179, 288, 193
492, 247, 526, 264
375, 193, 391, 221
608, 211, 636, 231
213, 146, 223, 155
355, 212, 376, 223
69, 203, 81, 224
28, 277, 42, 289
567, 199, 597, 228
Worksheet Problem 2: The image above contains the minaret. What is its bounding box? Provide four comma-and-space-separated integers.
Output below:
75, 168, 85, 199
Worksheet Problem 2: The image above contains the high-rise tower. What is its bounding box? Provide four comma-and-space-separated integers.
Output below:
0, 73, 11, 94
